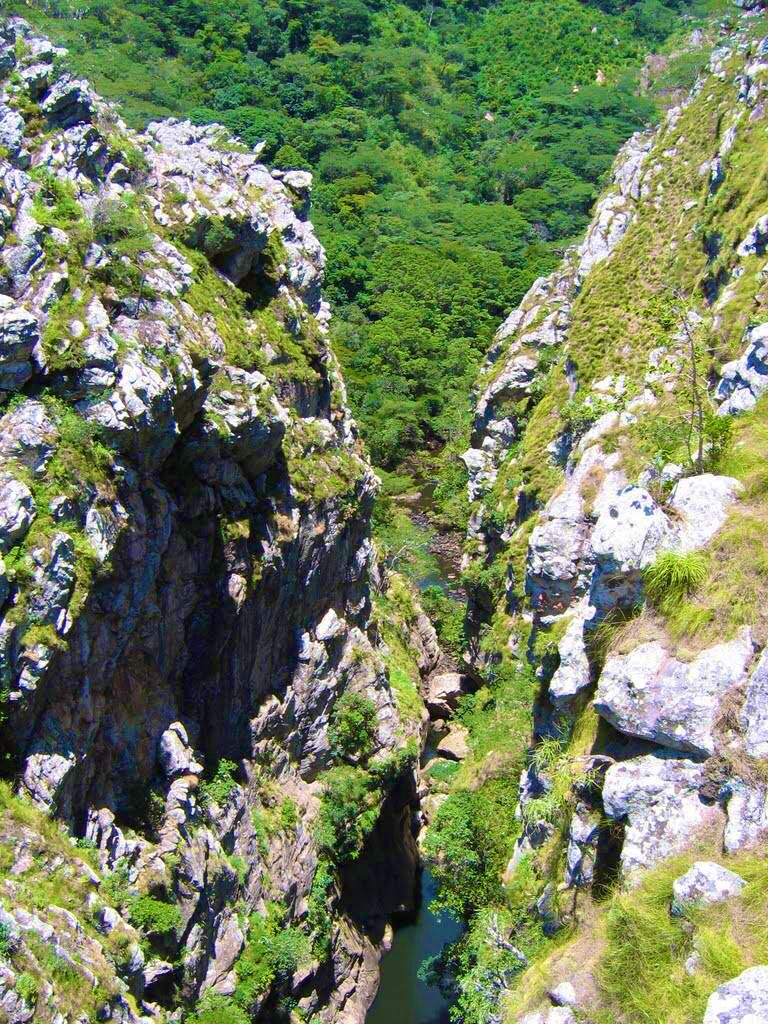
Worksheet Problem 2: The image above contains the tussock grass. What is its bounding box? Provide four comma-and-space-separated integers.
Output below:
643, 551, 708, 615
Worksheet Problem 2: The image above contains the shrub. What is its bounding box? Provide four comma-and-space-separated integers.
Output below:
187, 993, 249, 1024
315, 766, 380, 864
234, 907, 310, 1011
128, 895, 181, 939
328, 691, 377, 762
0, 922, 14, 959
279, 798, 299, 832
201, 759, 239, 806
643, 551, 707, 614
15, 974, 38, 1005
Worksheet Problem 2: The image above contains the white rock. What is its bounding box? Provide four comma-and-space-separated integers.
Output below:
602, 753, 722, 877
669, 474, 742, 551
671, 861, 746, 915
703, 966, 768, 1024
595, 629, 754, 757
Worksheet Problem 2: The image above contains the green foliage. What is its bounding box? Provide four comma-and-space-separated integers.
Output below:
15, 0, 693, 467
328, 691, 377, 762
101, 862, 132, 910
421, 585, 466, 659
201, 759, 239, 806
315, 765, 381, 864
372, 499, 440, 583
234, 905, 310, 1011
643, 551, 708, 614
424, 780, 520, 918
187, 992, 250, 1024
127, 895, 181, 939
597, 851, 768, 1023
15, 974, 38, 1005
0, 921, 14, 959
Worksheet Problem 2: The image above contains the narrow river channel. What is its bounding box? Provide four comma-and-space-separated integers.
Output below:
366, 868, 463, 1024
368, 471, 467, 1023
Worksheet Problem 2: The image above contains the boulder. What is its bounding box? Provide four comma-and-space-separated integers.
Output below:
158, 723, 203, 779
0, 400, 58, 474
40, 76, 95, 128
594, 629, 755, 757
565, 802, 601, 888
602, 752, 722, 876
703, 966, 768, 1024
671, 861, 746, 916
424, 671, 467, 719
741, 649, 768, 758
436, 725, 470, 762
548, 611, 592, 712
668, 474, 743, 551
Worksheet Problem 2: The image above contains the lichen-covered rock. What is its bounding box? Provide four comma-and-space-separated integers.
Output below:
724, 779, 768, 853
595, 629, 754, 757
740, 648, 768, 758
716, 321, 768, 413
671, 860, 746, 915
703, 966, 768, 1024
602, 753, 723, 876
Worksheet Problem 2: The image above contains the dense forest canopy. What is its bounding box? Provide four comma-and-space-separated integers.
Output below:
14, 0, 722, 474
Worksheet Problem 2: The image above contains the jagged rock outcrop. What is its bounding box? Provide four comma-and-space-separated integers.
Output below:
0, 17, 417, 1023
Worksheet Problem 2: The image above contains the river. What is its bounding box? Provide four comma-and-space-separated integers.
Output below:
366, 867, 463, 1024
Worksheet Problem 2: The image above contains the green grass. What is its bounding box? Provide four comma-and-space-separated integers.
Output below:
597, 851, 768, 1024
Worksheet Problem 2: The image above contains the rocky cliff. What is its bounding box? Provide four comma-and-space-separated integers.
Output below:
456, 2, 768, 1021
0, 17, 434, 1024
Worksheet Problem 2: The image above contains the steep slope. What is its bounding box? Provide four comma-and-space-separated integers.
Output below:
426, 3, 768, 1022
0, 17, 434, 1024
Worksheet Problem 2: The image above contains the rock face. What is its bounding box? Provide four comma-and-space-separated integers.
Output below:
703, 967, 768, 1024
595, 630, 754, 757
0, 17, 418, 1024
602, 753, 723, 877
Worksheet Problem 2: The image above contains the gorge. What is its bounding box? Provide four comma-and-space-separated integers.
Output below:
1, 2, 768, 1024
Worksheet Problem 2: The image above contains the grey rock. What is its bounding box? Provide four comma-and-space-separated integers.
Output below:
669, 474, 743, 551
741, 649, 768, 757
565, 803, 601, 888
549, 982, 577, 1008
724, 780, 768, 853
595, 629, 754, 757
40, 77, 95, 128
703, 967, 768, 1024
0, 474, 34, 552
0, 400, 57, 474
718, 322, 768, 415
436, 725, 470, 762
671, 861, 745, 915
0, 105, 25, 157
158, 723, 203, 779
602, 753, 722, 877
0, 298, 39, 390
424, 671, 467, 719
548, 610, 592, 712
